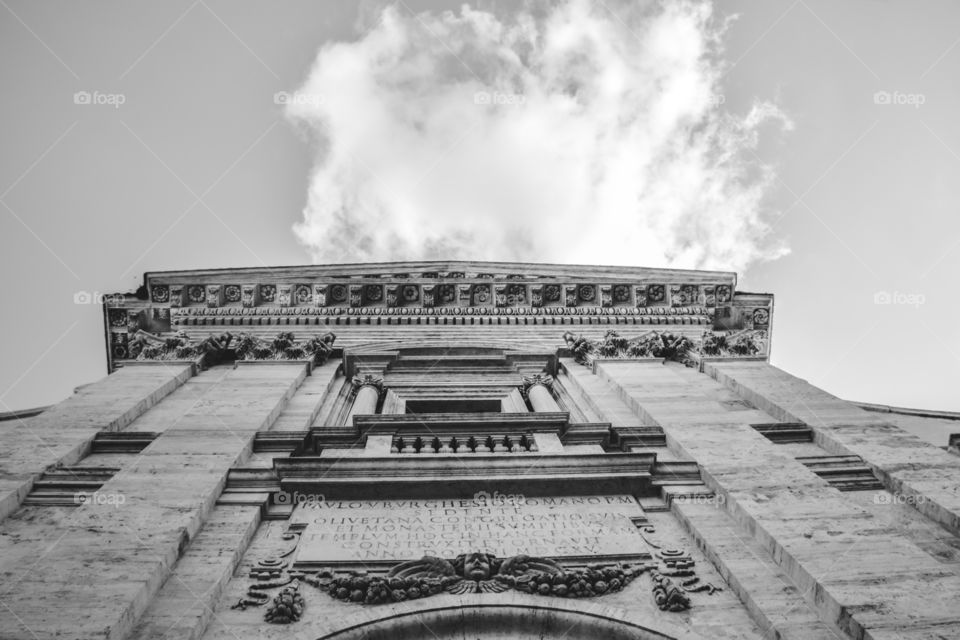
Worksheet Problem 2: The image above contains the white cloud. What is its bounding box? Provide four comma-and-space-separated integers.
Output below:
287, 0, 791, 272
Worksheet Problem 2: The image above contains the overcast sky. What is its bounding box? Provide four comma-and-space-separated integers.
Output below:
2, 0, 959, 412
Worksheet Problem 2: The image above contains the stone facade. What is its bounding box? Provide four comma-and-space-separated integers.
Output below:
0, 261, 957, 639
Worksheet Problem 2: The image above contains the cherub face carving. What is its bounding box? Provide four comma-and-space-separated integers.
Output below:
462, 553, 492, 580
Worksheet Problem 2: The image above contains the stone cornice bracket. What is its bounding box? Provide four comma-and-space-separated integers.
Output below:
520, 373, 554, 398
351, 374, 384, 395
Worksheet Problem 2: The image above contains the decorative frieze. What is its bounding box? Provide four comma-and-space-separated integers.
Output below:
565, 285, 577, 307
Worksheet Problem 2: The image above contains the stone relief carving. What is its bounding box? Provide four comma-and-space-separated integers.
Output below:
235, 332, 336, 364
637, 525, 721, 611
701, 330, 767, 357
224, 285, 241, 303
563, 330, 696, 367
231, 527, 721, 624
314, 553, 639, 605
129, 330, 233, 363
128, 330, 336, 365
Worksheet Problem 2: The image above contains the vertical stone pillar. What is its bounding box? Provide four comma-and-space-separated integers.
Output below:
522, 374, 560, 412
345, 374, 384, 425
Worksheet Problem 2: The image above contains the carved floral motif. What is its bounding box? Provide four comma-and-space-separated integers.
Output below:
543, 284, 561, 303
224, 285, 241, 303
188, 285, 205, 303
150, 285, 169, 303
402, 284, 419, 302
648, 284, 666, 303
259, 284, 276, 303
330, 285, 347, 303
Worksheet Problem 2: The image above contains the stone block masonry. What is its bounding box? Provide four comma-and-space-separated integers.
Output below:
0, 363, 306, 640
0, 364, 194, 523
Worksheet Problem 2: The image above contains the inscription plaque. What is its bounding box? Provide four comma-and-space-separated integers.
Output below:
293, 494, 645, 564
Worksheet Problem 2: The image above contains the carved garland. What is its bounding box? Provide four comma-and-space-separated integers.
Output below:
130, 331, 336, 365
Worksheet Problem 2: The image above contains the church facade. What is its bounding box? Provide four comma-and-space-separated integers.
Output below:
1, 261, 958, 639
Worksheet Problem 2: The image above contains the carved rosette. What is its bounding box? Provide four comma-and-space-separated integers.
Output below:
259, 284, 276, 303
295, 285, 312, 305
647, 284, 665, 304
188, 285, 205, 303
150, 284, 169, 303
472, 284, 489, 305
224, 285, 242, 303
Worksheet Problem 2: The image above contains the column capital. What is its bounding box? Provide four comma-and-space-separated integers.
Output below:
520, 373, 554, 396
351, 374, 384, 394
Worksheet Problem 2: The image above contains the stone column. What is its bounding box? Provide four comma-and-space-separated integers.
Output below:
522, 374, 560, 412
345, 374, 384, 425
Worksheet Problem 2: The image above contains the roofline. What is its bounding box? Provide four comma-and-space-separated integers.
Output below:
142, 260, 737, 283
852, 400, 960, 421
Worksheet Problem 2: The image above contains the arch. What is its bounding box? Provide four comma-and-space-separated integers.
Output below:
312, 596, 705, 640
